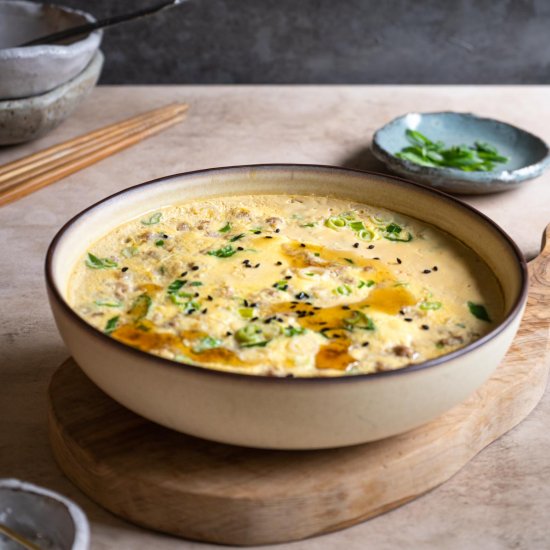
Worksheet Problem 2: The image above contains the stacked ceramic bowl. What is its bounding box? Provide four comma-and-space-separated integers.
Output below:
0, 1, 103, 145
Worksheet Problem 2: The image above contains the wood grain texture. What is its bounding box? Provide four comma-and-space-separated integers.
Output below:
48, 226, 550, 546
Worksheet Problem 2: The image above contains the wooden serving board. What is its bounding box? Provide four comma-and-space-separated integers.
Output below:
48, 227, 550, 547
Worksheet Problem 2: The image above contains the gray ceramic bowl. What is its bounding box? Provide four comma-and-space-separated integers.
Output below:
0, 479, 89, 550
0, 50, 103, 145
372, 112, 550, 194
0, 1, 102, 100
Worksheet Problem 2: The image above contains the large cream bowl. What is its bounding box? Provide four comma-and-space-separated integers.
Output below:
45, 165, 528, 449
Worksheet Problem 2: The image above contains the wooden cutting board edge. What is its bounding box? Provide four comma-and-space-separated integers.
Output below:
47, 225, 550, 546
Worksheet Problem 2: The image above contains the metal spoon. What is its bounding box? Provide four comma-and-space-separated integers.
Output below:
19, 0, 190, 47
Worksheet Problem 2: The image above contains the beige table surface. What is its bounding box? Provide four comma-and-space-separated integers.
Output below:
1, 86, 549, 550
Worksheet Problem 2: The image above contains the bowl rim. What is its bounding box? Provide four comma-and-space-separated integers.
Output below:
0, 0, 102, 59
45, 164, 529, 384
372, 111, 550, 184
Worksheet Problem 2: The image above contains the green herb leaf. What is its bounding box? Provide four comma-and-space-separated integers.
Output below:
86, 253, 118, 270
343, 311, 375, 331
207, 245, 237, 258
284, 326, 306, 337
300, 222, 316, 227
95, 299, 122, 308
155, 239, 165, 247
335, 284, 352, 296
229, 233, 245, 242
218, 222, 231, 233
193, 336, 222, 353
141, 212, 162, 225
189, 281, 203, 286
467, 301, 492, 322
128, 294, 152, 321
168, 279, 187, 294
358, 279, 375, 288
419, 301, 442, 311
235, 324, 269, 347
121, 246, 138, 258
344, 258, 354, 264
104, 316, 120, 334
273, 280, 289, 291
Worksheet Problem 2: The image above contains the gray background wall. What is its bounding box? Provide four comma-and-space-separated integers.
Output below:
58, 0, 550, 84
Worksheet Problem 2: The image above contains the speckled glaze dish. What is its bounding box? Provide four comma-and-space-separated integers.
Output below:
372, 112, 550, 194
0, 50, 103, 145
45, 165, 528, 449
0, 0, 102, 100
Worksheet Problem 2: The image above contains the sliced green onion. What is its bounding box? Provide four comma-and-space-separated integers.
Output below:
85, 253, 118, 270
128, 294, 152, 321
218, 222, 231, 233
325, 216, 347, 230
235, 324, 269, 347
419, 301, 442, 311
192, 336, 222, 353
335, 284, 352, 296
141, 212, 162, 225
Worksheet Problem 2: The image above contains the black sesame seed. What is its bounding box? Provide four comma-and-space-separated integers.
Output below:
254, 263, 260, 268
300, 243, 306, 248
181, 271, 188, 277
313, 306, 321, 310
121, 267, 128, 272
295, 292, 310, 300
373, 257, 380, 260
276, 261, 283, 266
433, 266, 438, 271
242, 259, 249, 264
188, 308, 196, 314
207, 295, 213, 301
276, 317, 284, 322
201, 308, 208, 314
353, 243, 359, 248
421, 324, 430, 330
191, 266, 199, 271
399, 309, 405, 315
264, 236, 273, 239
285, 275, 292, 280
396, 258, 402, 264
237, 246, 244, 251
250, 303, 257, 307
194, 292, 199, 297
341, 305, 351, 310
362, 342, 370, 347
243, 299, 249, 307
226, 331, 233, 336
162, 234, 169, 239
404, 317, 413, 322
251, 316, 259, 321
422, 269, 432, 274
368, 244, 375, 249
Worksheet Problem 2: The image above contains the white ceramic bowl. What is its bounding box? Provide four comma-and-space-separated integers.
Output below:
0, 1, 102, 100
46, 165, 528, 450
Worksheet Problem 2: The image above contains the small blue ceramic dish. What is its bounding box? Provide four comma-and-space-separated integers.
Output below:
372, 111, 550, 194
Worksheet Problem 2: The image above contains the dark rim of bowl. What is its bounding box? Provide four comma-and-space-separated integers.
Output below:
45, 164, 529, 384
372, 111, 550, 179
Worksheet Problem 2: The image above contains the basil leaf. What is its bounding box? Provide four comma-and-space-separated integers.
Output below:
467, 301, 492, 322
104, 316, 120, 334
207, 245, 237, 258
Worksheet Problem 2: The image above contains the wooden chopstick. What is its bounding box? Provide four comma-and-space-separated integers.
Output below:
0, 103, 186, 179
0, 103, 188, 207
0, 522, 42, 550
0, 105, 187, 193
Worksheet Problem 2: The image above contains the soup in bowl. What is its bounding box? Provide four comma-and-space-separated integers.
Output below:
46, 165, 527, 449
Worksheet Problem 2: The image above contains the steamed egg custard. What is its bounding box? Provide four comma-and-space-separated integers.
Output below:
69, 195, 503, 377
